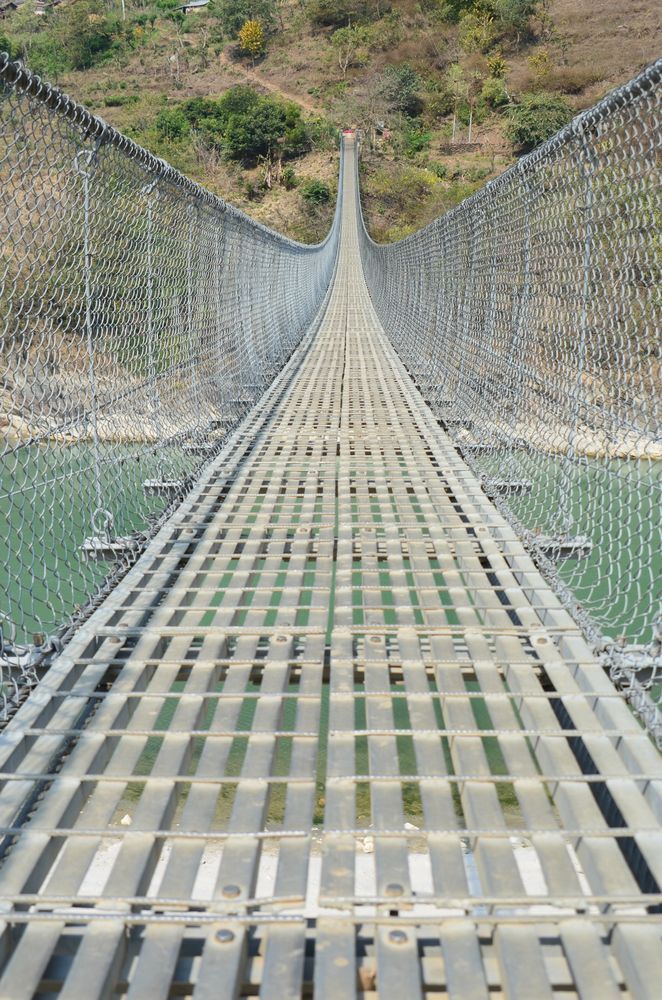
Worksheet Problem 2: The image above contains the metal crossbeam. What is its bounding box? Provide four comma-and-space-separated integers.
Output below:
0, 134, 660, 999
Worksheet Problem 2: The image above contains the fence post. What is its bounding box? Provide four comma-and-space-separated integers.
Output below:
186, 202, 200, 434
74, 143, 113, 544
142, 178, 159, 446
558, 117, 597, 538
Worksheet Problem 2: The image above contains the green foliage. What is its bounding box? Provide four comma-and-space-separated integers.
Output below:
364, 163, 435, 217
456, 98, 487, 126
491, 0, 539, 37
381, 64, 422, 117
464, 163, 490, 181
481, 76, 509, 109
215, 0, 276, 36
300, 178, 331, 205
163, 86, 312, 163
151, 0, 185, 22
435, 0, 473, 23
105, 93, 140, 108
307, 117, 340, 152
0, 32, 18, 60
215, 86, 262, 119
425, 86, 455, 120
2, 0, 150, 77
331, 24, 371, 78
281, 120, 312, 157
458, 10, 496, 53
155, 107, 191, 141
281, 165, 298, 189
507, 90, 573, 151
429, 162, 448, 179
238, 18, 266, 58
403, 124, 432, 157
243, 179, 262, 201
223, 99, 287, 159
371, 10, 402, 51
307, 0, 387, 29
447, 0, 540, 45
487, 52, 507, 78
180, 87, 258, 148
54, 0, 120, 70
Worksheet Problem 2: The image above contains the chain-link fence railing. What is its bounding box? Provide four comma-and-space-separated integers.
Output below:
358, 61, 661, 744
0, 55, 341, 713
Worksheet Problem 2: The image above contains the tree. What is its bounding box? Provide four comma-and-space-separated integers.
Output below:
54, 0, 118, 71
330, 24, 371, 79
308, 1, 383, 29
436, 0, 474, 22
507, 91, 572, 151
381, 64, 422, 116
458, 9, 496, 53
215, 0, 276, 37
466, 70, 483, 141
341, 72, 391, 149
223, 98, 287, 160
238, 19, 265, 62
183, 86, 261, 148
492, 0, 539, 43
446, 63, 467, 143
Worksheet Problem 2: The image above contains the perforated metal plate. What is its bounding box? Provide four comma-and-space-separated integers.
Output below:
0, 139, 660, 999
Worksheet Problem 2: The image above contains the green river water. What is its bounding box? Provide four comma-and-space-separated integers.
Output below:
1, 443, 660, 647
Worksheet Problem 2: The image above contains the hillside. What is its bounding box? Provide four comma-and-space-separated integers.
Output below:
1, 1, 660, 242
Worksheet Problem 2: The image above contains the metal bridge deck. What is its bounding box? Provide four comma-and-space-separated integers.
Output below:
0, 140, 660, 999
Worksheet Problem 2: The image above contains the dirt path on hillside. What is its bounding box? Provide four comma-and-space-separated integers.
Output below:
219, 49, 324, 116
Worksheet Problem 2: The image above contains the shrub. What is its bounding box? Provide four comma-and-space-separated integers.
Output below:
507, 91, 573, 151
543, 65, 602, 95
487, 52, 507, 78
481, 76, 509, 109
492, 0, 540, 41
281, 166, 298, 189
368, 165, 434, 213
155, 107, 191, 141
215, 0, 276, 36
300, 179, 331, 205
426, 88, 454, 120
464, 164, 490, 181
381, 64, 422, 117
429, 162, 448, 179
404, 126, 432, 157
308, 1, 384, 28
243, 179, 262, 201
438, 0, 473, 22
159, 87, 310, 164
105, 93, 140, 107
459, 11, 497, 53
0, 32, 18, 60
181, 88, 260, 150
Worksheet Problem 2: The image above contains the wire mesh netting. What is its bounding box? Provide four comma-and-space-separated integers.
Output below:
0, 55, 341, 707
358, 61, 661, 741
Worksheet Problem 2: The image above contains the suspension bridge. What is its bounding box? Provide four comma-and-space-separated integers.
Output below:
0, 54, 661, 997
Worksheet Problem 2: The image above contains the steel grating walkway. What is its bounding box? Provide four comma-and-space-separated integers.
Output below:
0, 137, 661, 999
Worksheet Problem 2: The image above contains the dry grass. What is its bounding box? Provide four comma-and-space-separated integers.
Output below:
51, 0, 661, 242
